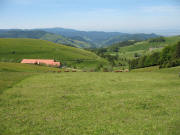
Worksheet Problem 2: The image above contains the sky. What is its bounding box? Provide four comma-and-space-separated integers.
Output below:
0, 0, 180, 34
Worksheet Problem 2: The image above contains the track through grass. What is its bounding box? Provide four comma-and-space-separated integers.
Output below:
0, 67, 180, 135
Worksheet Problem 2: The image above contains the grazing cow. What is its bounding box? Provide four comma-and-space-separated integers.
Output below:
124, 69, 129, 72
58, 70, 61, 73
114, 70, 123, 72
72, 70, 77, 72
64, 70, 69, 72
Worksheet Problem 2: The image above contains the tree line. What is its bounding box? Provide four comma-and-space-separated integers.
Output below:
130, 42, 180, 69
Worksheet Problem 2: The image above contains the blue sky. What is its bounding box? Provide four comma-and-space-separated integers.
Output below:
0, 0, 180, 34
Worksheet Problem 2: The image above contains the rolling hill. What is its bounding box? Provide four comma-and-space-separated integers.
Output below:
106, 36, 180, 58
91, 36, 180, 70
118, 36, 180, 54
0, 30, 94, 48
102, 33, 158, 46
0, 38, 107, 69
42, 27, 159, 47
0, 28, 159, 48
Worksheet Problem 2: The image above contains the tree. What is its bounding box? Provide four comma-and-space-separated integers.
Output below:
175, 42, 180, 58
149, 52, 160, 66
134, 53, 140, 58
138, 56, 147, 68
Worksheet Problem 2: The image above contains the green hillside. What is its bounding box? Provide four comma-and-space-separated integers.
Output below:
0, 30, 93, 48
102, 33, 158, 46
0, 29, 160, 48
0, 62, 61, 72
40, 33, 93, 48
118, 36, 180, 56
129, 41, 180, 69
90, 36, 180, 70
103, 36, 180, 59
0, 38, 107, 69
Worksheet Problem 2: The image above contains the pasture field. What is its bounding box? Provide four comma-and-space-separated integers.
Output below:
0, 64, 180, 135
106, 36, 180, 58
0, 62, 61, 95
119, 36, 180, 54
0, 38, 107, 69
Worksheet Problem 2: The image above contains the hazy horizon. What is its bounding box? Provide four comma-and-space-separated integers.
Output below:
1, 0, 180, 35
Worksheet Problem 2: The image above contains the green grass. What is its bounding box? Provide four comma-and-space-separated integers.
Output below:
106, 36, 180, 58
40, 33, 92, 48
0, 62, 61, 94
0, 72, 35, 95
0, 65, 180, 135
120, 36, 180, 53
0, 38, 107, 68
131, 66, 160, 72
0, 62, 61, 72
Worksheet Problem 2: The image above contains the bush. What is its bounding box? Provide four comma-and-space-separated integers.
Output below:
134, 53, 140, 58
130, 42, 180, 69
149, 37, 166, 43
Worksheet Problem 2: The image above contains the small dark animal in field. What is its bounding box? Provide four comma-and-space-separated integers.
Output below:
64, 70, 69, 72
114, 70, 123, 72
72, 70, 77, 72
83, 70, 87, 72
58, 70, 61, 73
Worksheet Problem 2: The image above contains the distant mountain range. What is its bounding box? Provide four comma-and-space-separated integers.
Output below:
0, 28, 159, 48
0, 29, 94, 48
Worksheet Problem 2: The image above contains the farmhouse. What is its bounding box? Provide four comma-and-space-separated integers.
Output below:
21, 59, 60, 67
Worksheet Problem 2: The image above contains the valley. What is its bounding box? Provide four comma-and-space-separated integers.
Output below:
0, 38, 108, 70
0, 29, 180, 135
1, 0, 180, 134
0, 28, 159, 48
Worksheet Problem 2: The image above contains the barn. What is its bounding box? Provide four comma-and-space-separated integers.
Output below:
21, 59, 61, 67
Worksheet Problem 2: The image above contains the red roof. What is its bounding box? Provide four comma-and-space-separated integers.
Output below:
21, 59, 60, 67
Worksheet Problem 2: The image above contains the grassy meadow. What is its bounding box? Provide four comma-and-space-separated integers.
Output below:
0, 38, 108, 69
0, 62, 180, 135
0, 62, 62, 95
118, 36, 180, 56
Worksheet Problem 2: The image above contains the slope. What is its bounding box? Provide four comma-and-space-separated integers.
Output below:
106, 36, 180, 59
90, 36, 180, 70
0, 28, 160, 48
41, 27, 159, 47
102, 33, 158, 46
0, 38, 107, 68
0, 30, 93, 48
